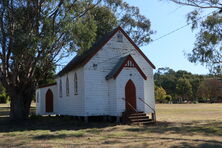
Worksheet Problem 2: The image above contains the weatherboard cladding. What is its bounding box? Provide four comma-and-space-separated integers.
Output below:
57, 26, 155, 77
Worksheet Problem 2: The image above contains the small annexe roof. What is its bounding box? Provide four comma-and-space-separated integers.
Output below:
106, 55, 147, 80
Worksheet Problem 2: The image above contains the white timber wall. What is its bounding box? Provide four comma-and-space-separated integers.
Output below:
55, 67, 85, 116
144, 74, 155, 113
36, 85, 57, 115
107, 79, 117, 116
84, 30, 155, 116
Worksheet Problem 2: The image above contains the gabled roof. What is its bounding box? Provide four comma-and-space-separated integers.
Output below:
106, 55, 147, 80
57, 26, 155, 77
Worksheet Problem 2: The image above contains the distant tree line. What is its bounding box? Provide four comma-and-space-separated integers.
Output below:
154, 67, 222, 103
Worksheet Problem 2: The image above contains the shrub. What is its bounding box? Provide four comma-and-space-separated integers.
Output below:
165, 95, 172, 103
0, 93, 9, 103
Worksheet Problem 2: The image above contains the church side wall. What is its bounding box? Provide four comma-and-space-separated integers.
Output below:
107, 79, 116, 116
55, 67, 85, 116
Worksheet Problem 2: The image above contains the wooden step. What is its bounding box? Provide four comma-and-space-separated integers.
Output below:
128, 116, 149, 119
130, 113, 146, 116
123, 111, 155, 125
130, 118, 152, 122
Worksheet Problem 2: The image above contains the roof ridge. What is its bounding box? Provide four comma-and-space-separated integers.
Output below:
57, 26, 155, 77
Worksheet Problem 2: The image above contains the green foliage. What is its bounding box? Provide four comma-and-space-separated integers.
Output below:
155, 67, 222, 103
165, 95, 172, 102
90, 6, 118, 41
187, 12, 222, 74
0, 85, 9, 104
176, 78, 192, 100
171, 0, 222, 74
155, 84, 173, 103
155, 86, 167, 103
0, 94, 8, 104
155, 68, 177, 96
75, 1, 154, 52
71, 15, 98, 54
197, 79, 222, 102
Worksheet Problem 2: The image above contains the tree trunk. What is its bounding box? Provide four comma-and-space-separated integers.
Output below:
9, 88, 35, 120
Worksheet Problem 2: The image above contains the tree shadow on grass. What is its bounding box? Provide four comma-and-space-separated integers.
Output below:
125, 120, 222, 137
34, 132, 84, 140
0, 116, 117, 133
171, 141, 222, 148
0, 105, 115, 133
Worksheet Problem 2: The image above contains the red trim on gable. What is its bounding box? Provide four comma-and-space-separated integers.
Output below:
81, 26, 155, 69
113, 55, 147, 80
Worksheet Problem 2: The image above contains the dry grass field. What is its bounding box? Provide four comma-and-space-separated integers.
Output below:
0, 103, 222, 148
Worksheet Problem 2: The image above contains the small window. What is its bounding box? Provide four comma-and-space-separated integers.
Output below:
74, 73, 78, 95
117, 33, 123, 42
59, 79, 62, 97
66, 76, 69, 96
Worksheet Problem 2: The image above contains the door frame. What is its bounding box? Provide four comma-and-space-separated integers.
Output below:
125, 79, 137, 113
45, 89, 53, 113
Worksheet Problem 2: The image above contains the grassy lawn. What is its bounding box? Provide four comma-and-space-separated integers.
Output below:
0, 104, 222, 148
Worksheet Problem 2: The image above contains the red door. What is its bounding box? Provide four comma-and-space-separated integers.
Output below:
45, 89, 53, 112
125, 80, 137, 113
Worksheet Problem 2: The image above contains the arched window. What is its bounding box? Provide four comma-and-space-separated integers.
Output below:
59, 79, 62, 97
74, 73, 78, 95
66, 76, 69, 96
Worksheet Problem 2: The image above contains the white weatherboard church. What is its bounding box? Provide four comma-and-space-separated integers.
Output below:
36, 27, 156, 123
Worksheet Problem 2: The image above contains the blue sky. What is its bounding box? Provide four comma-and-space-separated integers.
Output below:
127, 0, 209, 74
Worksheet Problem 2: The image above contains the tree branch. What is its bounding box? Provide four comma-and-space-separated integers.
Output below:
171, 0, 222, 9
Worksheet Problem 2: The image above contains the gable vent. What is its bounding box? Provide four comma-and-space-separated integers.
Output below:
117, 33, 123, 42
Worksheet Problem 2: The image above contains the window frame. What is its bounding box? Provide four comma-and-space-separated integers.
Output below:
36, 92, 39, 103
66, 76, 69, 96
59, 79, 63, 97
74, 73, 78, 95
